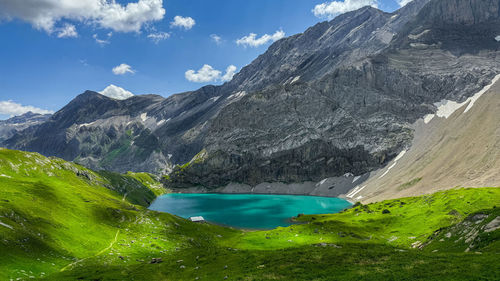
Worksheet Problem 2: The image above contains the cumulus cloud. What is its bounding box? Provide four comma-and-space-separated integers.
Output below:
210, 34, 222, 45
100, 85, 134, 100
312, 0, 377, 18
148, 31, 170, 43
0, 0, 165, 33
0, 100, 54, 117
397, 0, 413, 7
185, 64, 238, 83
170, 15, 195, 30
57, 23, 77, 38
221, 65, 237, 82
112, 63, 135, 75
236, 30, 285, 47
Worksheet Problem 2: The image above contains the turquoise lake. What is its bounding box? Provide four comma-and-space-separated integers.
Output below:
148, 193, 352, 229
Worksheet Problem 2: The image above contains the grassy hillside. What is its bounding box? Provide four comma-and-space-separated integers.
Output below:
0, 148, 499, 280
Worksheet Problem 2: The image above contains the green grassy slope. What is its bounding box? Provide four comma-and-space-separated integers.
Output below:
0, 148, 180, 280
0, 148, 499, 280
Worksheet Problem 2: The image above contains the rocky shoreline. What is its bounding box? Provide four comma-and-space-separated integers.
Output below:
170, 172, 370, 199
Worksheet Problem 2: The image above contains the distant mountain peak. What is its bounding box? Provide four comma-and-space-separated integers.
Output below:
3, 0, 500, 190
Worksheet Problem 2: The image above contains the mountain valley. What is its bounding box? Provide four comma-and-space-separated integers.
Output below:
0, 0, 500, 280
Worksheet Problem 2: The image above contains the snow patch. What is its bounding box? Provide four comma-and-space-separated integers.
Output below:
434, 100, 463, 118
290, 76, 300, 84
227, 91, 247, 104
78, 120, 98, 128
423, 114, 435, 124
393, 150, 406, 162
346, 185, 366, 199
378, 150, 406, 179
209, 96, 221, 102
496, 36, 500, 42
433, 74, 500, 119
228, 91, 246, 99
379, 162, 397, 179
157, 118, 170, 126
464, 74, 500, 113
316, 178, 328, 187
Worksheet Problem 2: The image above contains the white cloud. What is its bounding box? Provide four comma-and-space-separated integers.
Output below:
0, 100, 54, 117
185, 64, 238, 83
170, 15, 195, 30
236, 30, 285, 48
210, 34, 222, 44
221, 65, 237, 82
148, 31, 170, 43
93, 33, 111, 45
396, 0, 413, 7
312, 0, 378, 18
100, 85, 134, 100
0, 0, 165, 33
112, 63, 135, 75
57, 23, 77, 38
185, 65, 221, 83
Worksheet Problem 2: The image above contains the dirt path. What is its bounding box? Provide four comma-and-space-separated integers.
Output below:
60, 230, 120, 272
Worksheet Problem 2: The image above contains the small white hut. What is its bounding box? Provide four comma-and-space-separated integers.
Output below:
190, 216, 205, 222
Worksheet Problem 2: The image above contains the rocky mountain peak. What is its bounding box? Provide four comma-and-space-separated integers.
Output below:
3, 0, 499, 188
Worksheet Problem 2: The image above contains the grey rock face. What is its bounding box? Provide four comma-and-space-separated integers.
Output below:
4, 89, 227, 174
0, 112, 51, 142
166, 0, 500, 188
4, 0, 500, 190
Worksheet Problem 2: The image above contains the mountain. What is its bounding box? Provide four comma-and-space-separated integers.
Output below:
4, 0, 500, 194
165, 0, 500, 189
348, 74, 500, 203
0, 112, 51, 142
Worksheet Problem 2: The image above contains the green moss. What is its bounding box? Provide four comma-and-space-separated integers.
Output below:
398, 177, 423, 190
100, 140, 132, 167
126, 171, 169, 196
176, 149, 208, 172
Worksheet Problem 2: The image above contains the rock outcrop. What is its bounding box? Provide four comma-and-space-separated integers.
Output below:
4, 0, 500, 192
0, 112, 51, 142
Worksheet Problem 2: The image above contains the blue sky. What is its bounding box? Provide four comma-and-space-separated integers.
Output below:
0, 0, 405, 119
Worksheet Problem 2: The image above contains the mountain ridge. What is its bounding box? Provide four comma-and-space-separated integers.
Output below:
3, 0, 500, 195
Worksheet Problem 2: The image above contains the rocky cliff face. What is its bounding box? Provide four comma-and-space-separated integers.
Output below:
352, 75, 500, 203
4, 0, 500, 190
3, 88, 229, 174
166, 0, 500, 188
0, 112, 51, 142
